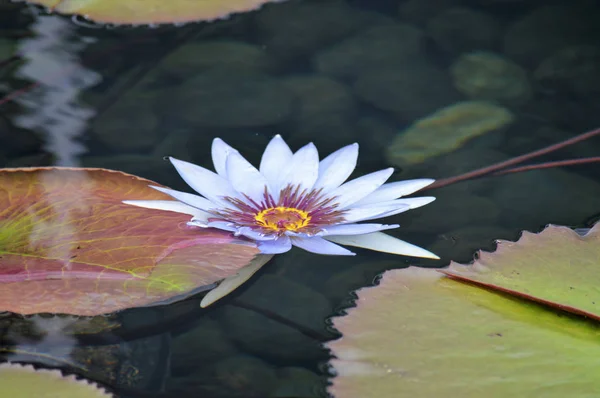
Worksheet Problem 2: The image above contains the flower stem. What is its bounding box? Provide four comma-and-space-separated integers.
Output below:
424, 127, 600, 190
492, 157, 600, 176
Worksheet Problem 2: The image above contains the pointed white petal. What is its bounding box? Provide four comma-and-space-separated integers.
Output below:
260, 135, 293, 198
278, 143, 320, 193
290, 236, 355, 256
325, 232, 439, 259
329, 168, 394, 209
353, 179, 435, 206
378, 207, 419, 219
150, 186, 218, 213
392, 197, 436, 209
200, 254, 273, 308
211, 138, 238, 178
360, 197, 436, 211
319, 223, 399, 236
346, 198, 434, 223
342, 203, 411, 223
313, 143, 359, 192
257, 236, 293, 254
225, 151, 268, 203
168, 157, 240, 207
122, 200, 210, 219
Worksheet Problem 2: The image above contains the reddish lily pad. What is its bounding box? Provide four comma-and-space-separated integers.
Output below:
441, 223, 600, 320
0, 167, 262, 316
26, 0, 286, 25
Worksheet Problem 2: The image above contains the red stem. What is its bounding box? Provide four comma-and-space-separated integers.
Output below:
492, 157, 600, 176
424, 127, 600, 190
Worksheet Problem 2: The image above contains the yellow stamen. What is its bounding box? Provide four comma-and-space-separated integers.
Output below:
255, 207, 311, 232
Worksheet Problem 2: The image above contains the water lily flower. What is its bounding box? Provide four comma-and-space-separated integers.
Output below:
124, 135, 438, 259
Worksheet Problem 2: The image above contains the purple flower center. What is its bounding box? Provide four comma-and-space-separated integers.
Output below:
215, 185, 347, 235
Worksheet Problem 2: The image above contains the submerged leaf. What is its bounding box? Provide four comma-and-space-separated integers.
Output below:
328, 266, 600, 398
0, 363, 112, 398
0, 167, 266, 315
27, 0, 286, 25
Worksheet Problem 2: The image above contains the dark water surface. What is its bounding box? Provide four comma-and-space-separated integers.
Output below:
1, 0, 599, 396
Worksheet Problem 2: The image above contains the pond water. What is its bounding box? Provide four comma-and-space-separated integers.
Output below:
0, 0, 599, 396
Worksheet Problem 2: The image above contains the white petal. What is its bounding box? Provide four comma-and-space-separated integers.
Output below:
200, 253, 273, 308
342, 203, 411, 223
278, 143, 319, 194
347, 198, 436, 223
257, 236, 293, 254
187, 219, 208, 228
313, 143, 358, 193
235, 226, 278, 241
319, 223, 399, 236
325, 232, 439, 259
391, 197, 436, 209
290, 236, 355, 256
206, 220, 238, 231
330, 168, 394, 209
122, 200, 209, 220
150, 186, 218, 213
283, 231, 313, 239
378, 207, 417, 219
168, 157, 240, 207
353, 179, 435, 206
226, 151, 269, 203
260, 135, 293, 199
211, 138, 238, 178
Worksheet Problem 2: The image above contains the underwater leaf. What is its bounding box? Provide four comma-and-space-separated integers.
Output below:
0, 363, 112, 398
27, 0, 286, 25
327, 266, 600, 398
442, 223, 600, 320
0, 167, 267, 316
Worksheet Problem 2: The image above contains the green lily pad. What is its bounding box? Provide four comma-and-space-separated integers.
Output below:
0, 167, 266, 316
327, 223, 600, 397
25, 0, 285, 25
442, 223, 600, 320
0, 363, 112, 398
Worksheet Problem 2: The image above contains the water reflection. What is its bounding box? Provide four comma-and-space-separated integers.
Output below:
13, 15, 100, 166
4, 315, 81, 369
